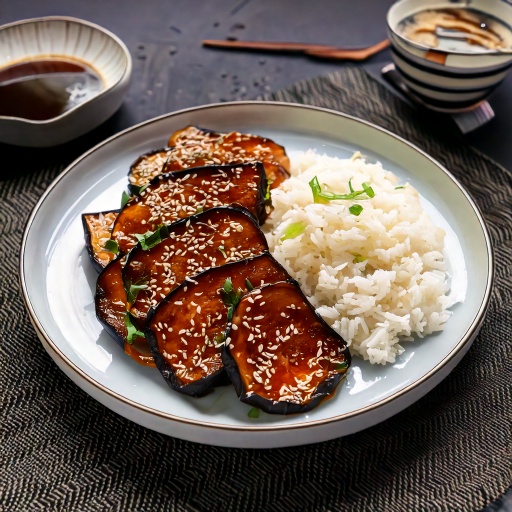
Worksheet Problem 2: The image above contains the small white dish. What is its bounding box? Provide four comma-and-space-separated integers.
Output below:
0, 16, 132, 147
20, 102, 493, 448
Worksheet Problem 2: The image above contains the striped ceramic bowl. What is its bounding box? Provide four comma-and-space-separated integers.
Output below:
386, 0, 512, 112
0, 17, 132, 147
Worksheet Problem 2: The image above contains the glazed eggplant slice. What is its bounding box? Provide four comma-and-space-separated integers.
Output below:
145, 253, 291, 397
123, 206, 269, 327
111, 162, 268, 254
128, 147, 174, 192
82, 210, 120, 272
164, 126, 290, 189
95, 256, 156, 367
222, 281, 351, 414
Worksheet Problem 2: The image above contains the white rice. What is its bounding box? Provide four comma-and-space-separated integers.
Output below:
263, 150, 451, 365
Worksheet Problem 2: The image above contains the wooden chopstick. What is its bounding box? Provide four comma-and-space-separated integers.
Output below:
202, 39, 347, 54
202, 39, 390, 61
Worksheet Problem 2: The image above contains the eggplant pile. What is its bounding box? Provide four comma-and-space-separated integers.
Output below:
82, 126, 351, 414
129, 125, 290, 190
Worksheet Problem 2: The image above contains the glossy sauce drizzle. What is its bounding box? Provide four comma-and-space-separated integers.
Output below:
0, 58, 103, 120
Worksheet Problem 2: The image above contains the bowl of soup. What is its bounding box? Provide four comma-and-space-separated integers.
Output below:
0, 16, 132, 147
386, 0, 512, 111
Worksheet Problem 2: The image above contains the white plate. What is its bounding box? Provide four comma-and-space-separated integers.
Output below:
20, 101, 492, 448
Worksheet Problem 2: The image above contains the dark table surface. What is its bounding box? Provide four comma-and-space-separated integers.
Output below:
1, 1, 511, 510
1, 0, 512, 175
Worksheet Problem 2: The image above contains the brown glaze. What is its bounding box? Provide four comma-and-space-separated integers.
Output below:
111, 162, 268, 254
128, 147, 174, 190
95, 256, 156, 367
146, 253, 290, 396
162, 125, 290, 189
123, 206, 268, 325
222, 281, 351, 414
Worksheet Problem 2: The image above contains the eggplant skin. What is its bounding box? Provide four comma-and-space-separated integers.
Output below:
146, 344, 230, 398
94, 256, 127, 348
222, 280, 351, 415
82, 210, 120, 273
145, 252, 291, 398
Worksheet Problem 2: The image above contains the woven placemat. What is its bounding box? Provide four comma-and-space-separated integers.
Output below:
1, 66, 511, 511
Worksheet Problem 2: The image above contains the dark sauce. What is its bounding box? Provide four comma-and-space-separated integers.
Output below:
0, 58, 103, 120
397, 8, 512, 52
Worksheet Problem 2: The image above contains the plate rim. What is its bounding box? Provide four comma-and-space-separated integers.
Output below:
20, 100, 494, 434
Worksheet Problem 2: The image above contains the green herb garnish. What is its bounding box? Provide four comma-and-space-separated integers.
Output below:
280, 221, 306, 241
362, 182, 375, 198
129, 183, 150, 197
134, 225, 169, 251
248, 407, 260, 418
264, 181, 272, 201
222, 278, 244, 322
309, 176, 330, 204
121, 190, 131, 209
215, 332, 226, 346
352, 254, 366, 263
125, 281, 148, 304
125, 314, 145, 344
395, 185, 405, 190
103, 239, 119, 255
309, 176, 375, 204
349, 204, 363, 216
334, 361, 349, 371
245, 278, 254, 291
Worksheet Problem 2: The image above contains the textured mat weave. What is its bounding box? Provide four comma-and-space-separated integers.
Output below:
1, 66, 511, 511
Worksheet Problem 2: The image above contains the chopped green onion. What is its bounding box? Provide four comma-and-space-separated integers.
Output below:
138, 183, 149, 195
129, 183, 150, 197
121, 190, 131, 208
309, 176, 375, 204
134, 225, 169, 251
215, 332, 226, 346
352, 254, 366, 263
245, 278, 254, 291
309, 176, 330, 204
280, 221, 307, 241
218, 245, 227, 258
334, 361, 349, 371
362, 182, 375, 198
125, 314, 145, 344
126, 281, 148, 304
103, 239, 119, 255
222, 278, 244, 321
248, 407, 260, 418
264, 181, 272, 201
223, 278, 233, 294
349, 204, 363, 216
395, 185, 405, 190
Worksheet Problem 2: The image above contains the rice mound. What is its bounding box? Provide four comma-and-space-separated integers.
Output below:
263, 150, 451, 365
